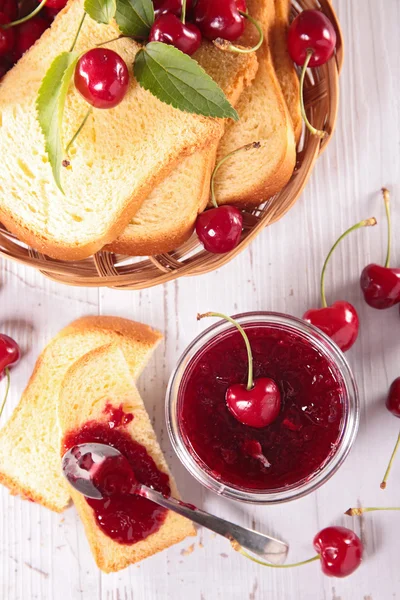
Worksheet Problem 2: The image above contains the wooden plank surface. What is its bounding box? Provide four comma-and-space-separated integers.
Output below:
1, 0, 400, 597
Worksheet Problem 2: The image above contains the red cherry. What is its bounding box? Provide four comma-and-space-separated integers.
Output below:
39, 0, 67, 9
194, 0, 246, 42
149, 13, 201, 56
153, 0, 194, 18
75, 49, 130, 109
303, 301, 359, 353
0, 0, 17, 20
303, 217, 376, 352
386, 378, 400, 417
13, 17, 48, 62
0, 334, 20, 376
45, 6, 62, 21
0, 59, 8, 78
226, 378, 281, 429
288, 9, 336, 67
313, 527, 363, 578
380, 378, 400, 489
0, 13, 15, 57
196, 206, 243, 254
360, 189, 400, 309
361, 264, 400, 309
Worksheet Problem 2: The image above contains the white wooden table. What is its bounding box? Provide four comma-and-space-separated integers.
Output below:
1, 1, 400, 598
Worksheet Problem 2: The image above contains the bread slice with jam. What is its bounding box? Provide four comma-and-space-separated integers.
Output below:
0, 316, 161, 512
59, 344, 195, 572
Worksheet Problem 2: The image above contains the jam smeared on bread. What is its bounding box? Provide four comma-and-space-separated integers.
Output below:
179, 324, 345, 490
63, 422, 170, 545
58, 345, 195, 572
0, 316, 161, 513
104, 403, 134, 428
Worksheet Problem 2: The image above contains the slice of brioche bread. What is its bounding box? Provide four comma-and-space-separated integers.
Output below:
213, 0, 296, 208
0, 0, 256, 261
271, 0, 302, 143
0, 316, 161, 512
105, 145, 216, 255
59, 344, 195, 572
105, 41, 258, 256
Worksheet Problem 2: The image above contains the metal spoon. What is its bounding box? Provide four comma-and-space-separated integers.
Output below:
62, 442, 288, 565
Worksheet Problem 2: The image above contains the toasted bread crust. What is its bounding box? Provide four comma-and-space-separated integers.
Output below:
213, 0, 296, 208
271, 0, 302, 143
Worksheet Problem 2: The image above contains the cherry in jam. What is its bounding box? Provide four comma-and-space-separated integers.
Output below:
178, 324, 345, 490
63, 420, 170, 545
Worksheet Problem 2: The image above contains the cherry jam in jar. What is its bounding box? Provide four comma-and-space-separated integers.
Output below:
166, 313, 359, 504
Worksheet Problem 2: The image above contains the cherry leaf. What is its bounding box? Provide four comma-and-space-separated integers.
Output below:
115, 0, 154, 37
36, 51, 79, 194
134, 42, 238, 120
84, 0, 116, 24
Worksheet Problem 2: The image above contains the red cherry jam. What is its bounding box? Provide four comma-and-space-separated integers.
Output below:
178, 323, 345, 490
63, 412, 170, 545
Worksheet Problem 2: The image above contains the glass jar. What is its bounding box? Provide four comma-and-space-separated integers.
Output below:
166, 312, 359, 504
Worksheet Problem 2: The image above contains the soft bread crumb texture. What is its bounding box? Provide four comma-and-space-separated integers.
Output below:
58, 344, 195, 572
0, 0, 230, 260
271, 0, 302, 142
106, 42, 258, 256
0, 316, 161, 512
106, 149, 216, 255
214, 0, 296, 207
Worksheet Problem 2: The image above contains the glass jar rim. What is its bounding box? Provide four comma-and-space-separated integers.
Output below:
166, 311, 359, 505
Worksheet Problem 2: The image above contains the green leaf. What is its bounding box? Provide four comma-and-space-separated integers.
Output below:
115, 0, 154, 38
36, 52, 79, 194
133, 42, 239, 120
84, 0, 116, 24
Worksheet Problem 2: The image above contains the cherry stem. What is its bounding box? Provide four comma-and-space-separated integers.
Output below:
0, 368, 10, 420
299, 50, 327, 139
232, 541, 320, 569
214, 13, 263, 54
345, 506, 400, 516
65, 107, 93, 155
380, 431, 400, 490
2, 0, 47, 28
197, 312, 254, 390
69, 11, 86, 52
96, 35, 129, 47
320, 218, 377, 308
382, 187, 391, 268
181, 0, 186, 24
210, 141, 261, 209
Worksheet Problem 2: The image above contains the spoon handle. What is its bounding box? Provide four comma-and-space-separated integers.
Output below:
137, 485, 288, 565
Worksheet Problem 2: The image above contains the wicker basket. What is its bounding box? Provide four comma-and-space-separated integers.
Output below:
0, 0, 343, 290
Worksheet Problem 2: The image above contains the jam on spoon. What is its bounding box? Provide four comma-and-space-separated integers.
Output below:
62, 441, 290, 563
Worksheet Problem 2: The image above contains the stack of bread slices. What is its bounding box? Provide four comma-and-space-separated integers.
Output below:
0, 0, 300, 261
0, 316, 195, 572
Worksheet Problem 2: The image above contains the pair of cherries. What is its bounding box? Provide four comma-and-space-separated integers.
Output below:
0, 333, 20, 419
199, 313, 362, 578
150, 0, 249, 57
304, 189, 398, 353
